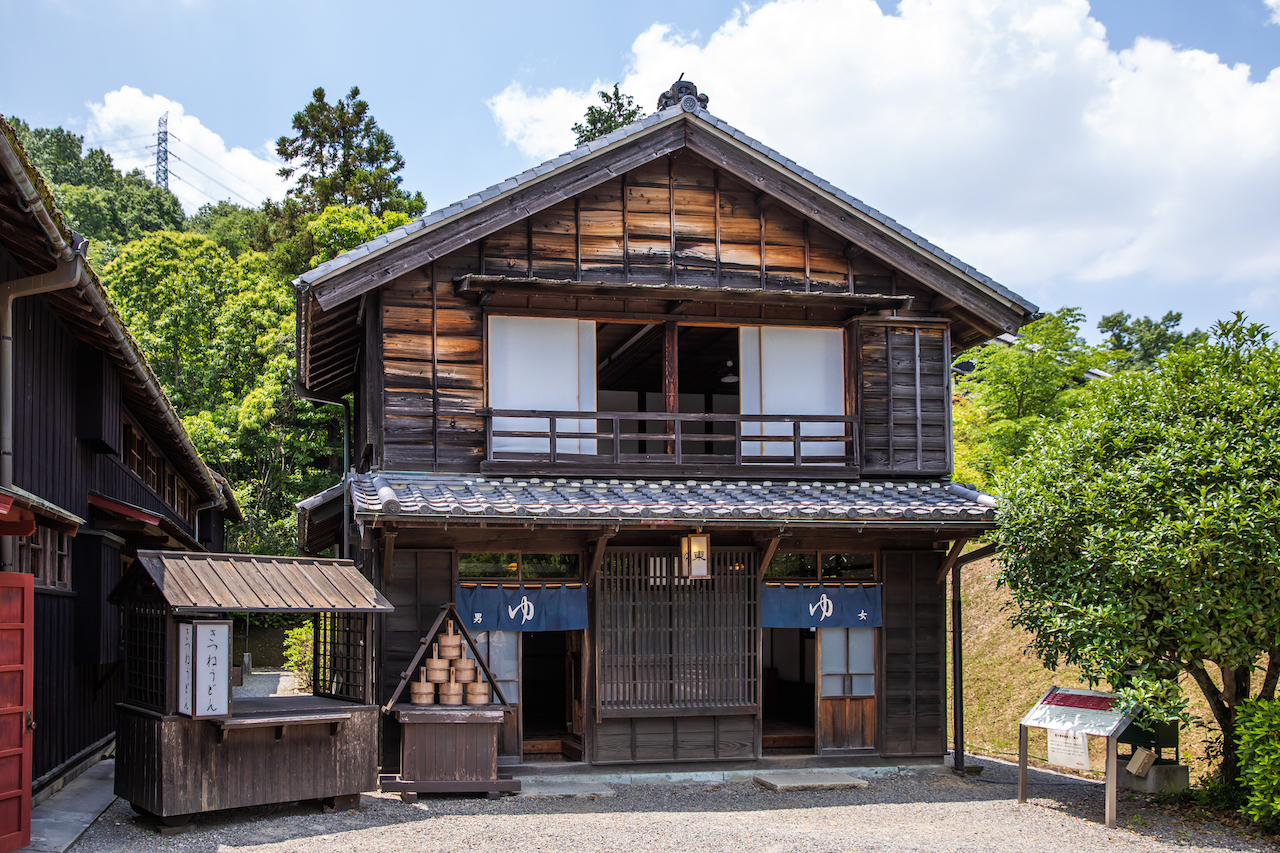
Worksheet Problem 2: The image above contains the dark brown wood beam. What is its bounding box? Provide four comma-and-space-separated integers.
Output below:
757, 535, 781, 580
936, 537, 970, 584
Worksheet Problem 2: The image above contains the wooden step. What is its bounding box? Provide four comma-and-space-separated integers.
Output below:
762, 733, 814, 749
522, 738, 563, 755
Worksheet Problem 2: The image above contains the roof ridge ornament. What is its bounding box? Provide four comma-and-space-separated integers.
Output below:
657, 76, 709, 112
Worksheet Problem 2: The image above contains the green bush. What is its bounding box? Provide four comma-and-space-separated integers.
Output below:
283, 621, 314, 692
1238, 698, 1280, 826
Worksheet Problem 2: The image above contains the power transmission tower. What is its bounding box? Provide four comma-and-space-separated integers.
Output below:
154, 112, 169, 189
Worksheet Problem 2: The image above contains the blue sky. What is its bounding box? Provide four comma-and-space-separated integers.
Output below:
4, 0, 1280, 340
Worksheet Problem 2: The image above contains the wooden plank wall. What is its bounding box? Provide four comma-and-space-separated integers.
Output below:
377, 550, 453, 770
858, 322, 951, 477
380, 153, 938, 473
819, 696, 876, 750
593, 714, 755, 763
32, 592, 120, 782
879, 551, 946, 757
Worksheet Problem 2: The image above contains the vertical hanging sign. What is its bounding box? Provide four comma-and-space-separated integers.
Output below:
177, 622, 193, 716
681, 534, 710, 578
177, 619, 232, 719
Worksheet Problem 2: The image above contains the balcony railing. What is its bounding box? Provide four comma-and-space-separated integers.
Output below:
482, 409, 859, 477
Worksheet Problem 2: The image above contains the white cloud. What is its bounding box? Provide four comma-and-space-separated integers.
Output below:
84, 87, 291, 213
1266, 0, 1280, 25
488, 0, 1280, 332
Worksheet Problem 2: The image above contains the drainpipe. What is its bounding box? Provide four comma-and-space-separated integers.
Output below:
292, 381, 351, 560
1, 253, 84, 569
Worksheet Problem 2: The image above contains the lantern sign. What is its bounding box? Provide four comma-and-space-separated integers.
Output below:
176, 619, 231, 719
681, 534, 710, 578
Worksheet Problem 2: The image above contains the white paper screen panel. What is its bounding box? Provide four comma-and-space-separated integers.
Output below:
488, 316, 596, 454
739, 326, 845, 460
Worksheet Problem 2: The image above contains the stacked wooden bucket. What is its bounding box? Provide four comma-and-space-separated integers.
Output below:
409, 620, 491, 706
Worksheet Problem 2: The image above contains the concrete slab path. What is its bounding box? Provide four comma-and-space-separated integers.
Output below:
753, 771, 870, 791
20, 759, 116, 853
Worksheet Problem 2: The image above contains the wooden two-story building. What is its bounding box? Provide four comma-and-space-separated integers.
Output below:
295, 81, 1037, 771
0, 116, 240, 825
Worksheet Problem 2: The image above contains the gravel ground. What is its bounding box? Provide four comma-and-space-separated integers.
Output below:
232, 669, 303, 699
74, 757, 1275, 853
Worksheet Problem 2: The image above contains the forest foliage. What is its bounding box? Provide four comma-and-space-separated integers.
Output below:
10, 86, 420, 554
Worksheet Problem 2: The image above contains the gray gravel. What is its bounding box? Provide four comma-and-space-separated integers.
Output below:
232, 669, 303, 699
73, 757, 1275, 853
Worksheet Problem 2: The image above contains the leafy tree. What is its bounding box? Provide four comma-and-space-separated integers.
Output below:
276, 86, 425, 217
573, 84, 642, 145
9, 118, 118, 189
104, 233, 334, 554
952, 308, 1106, 489
1100, 310, 1207, 371
995, 314, 1280, 787
307, 204, 410, 266
187, 200, 268, 260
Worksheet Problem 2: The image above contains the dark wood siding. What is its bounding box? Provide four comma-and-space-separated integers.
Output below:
858, 321, 951, 477
72, 535, 121, 666
32, 590, 120, 782
377, 549, 453, 769
593, 714, 755, 763
879, 551, 946, 757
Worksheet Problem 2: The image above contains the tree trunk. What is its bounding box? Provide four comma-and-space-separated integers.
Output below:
1187, 661, 1250, 787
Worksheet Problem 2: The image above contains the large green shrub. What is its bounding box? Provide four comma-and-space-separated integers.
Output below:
283, 621, 314, 692
1238, 698, 1280, 826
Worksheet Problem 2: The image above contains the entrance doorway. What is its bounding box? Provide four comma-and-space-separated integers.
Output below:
520, 631, 584, 761
761, 627, 816, 754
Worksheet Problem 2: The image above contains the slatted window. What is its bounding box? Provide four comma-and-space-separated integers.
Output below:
18, 526, 71, 590
859, 322, 951, 476
597, 548, 758, 716
315, 612, 368, 703
123, 599, 167, 712
121, 416, 198, 527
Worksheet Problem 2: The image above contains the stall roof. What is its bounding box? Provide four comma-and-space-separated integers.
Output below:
122, 550, 392, 614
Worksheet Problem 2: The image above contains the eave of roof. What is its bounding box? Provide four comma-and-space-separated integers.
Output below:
294, 104, 1037, 323
336, 471, 997, 528
125, 549, 393, 613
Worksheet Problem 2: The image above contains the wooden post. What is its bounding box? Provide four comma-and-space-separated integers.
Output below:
952, 552, 965, 774
1017, 724, 1029, 803
1106, 735, 1118, 827
664, 322, 678, 455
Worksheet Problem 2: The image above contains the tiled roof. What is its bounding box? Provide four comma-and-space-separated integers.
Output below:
295, 103, 1036, 316
347, 472, 996, 525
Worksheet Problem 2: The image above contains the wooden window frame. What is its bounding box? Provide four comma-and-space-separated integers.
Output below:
18, 526, 71, 590
764, 551, 878, 582
456, 550, 585, 583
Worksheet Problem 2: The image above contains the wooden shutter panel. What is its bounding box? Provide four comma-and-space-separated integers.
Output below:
858, 322, 951, 477
879, 551, 946, 757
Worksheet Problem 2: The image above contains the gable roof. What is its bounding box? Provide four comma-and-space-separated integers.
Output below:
294, 100, 1037, 336
121, 549, 393, 613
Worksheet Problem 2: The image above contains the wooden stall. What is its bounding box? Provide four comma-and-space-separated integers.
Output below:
110, 551, 392, 824
379, 604, 520, 800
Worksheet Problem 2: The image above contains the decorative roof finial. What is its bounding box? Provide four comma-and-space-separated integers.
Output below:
657, 76, 709, 112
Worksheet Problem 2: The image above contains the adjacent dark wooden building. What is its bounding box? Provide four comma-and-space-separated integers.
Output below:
0, 116, 240, 814
295, 81, 1036, 770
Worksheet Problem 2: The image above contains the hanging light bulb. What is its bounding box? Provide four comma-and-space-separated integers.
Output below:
720, 359, 739, 384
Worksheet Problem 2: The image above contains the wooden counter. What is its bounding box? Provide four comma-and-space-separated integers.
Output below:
380, 704, 519, 799
116, 698, 379, 818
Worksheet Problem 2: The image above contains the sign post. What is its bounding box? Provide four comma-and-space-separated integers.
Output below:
1017, 687, 1138, 828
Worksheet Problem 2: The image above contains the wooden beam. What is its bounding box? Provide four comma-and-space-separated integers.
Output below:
954, 541, 997, 569
382, 528, 398, 585
587, 532, 614, 586
936, 537, 970, 584
757, 536, 781, 580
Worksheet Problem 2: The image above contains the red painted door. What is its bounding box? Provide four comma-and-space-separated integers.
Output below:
0, 572, 32, 853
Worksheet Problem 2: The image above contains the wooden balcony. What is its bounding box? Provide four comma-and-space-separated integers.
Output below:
482, 409, 859, 478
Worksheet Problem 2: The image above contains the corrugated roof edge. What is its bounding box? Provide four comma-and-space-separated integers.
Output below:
293, 104, 1036, 315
